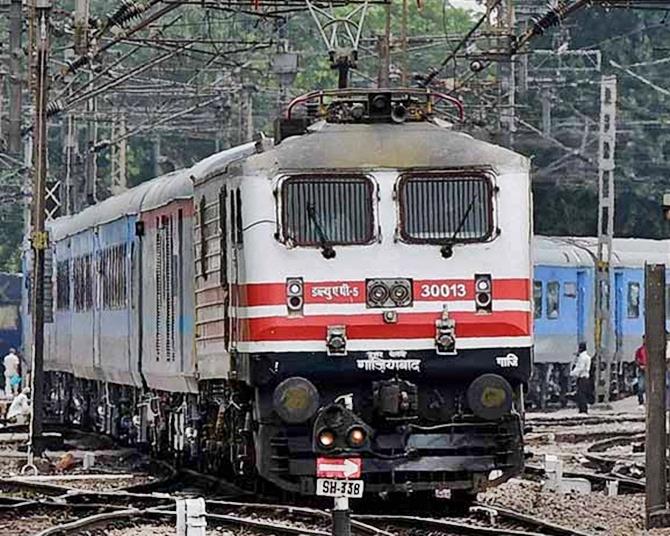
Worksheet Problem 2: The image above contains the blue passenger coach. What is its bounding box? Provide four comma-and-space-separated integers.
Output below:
531, 236, 670, 407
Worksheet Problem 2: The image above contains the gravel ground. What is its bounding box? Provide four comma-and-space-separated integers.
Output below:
82, 522, 237, 536
500, 395, 659, 535
481, 478, 645, 535
2, 396, 662, 535
0, 507, 76, 536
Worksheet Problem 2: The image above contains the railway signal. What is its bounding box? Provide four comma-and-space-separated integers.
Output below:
316, 457, 363, 536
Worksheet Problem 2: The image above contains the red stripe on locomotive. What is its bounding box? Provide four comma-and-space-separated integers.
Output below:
238, 278, 531, 306
238, 310, 531, 342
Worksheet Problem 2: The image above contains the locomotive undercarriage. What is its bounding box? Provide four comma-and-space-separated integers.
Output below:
43, 345, 528, 499
245, 348, 529, 497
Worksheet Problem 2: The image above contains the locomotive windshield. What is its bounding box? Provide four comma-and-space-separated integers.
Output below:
281, 175, 374, 246
398, 173, 493, 244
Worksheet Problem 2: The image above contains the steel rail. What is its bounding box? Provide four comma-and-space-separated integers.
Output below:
479, 505, 593, 536
207, 499, 393, 536
32, 506, 335, 536
353, 514, 547, 536
355, 507, 593, 536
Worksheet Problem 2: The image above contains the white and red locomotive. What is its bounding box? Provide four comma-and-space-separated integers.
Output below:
25, 89, 532, 500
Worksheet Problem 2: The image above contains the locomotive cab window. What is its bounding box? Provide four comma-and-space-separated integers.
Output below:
398, 172, 493, 244
280, 175, 375, 246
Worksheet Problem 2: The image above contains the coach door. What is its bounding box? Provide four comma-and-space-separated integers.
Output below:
576, 270, 587, 345
93, 229, 102, 370
614, 272, 624, 353
219, 188, 230, 351
229, 188, 242, 348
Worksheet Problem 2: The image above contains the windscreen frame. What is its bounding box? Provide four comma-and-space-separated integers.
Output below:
397, 170, 495, 245
278, 173, 377, 247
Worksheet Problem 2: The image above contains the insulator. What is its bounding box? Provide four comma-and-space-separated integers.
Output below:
46, 100, 64, 117
107, 0, 146, 29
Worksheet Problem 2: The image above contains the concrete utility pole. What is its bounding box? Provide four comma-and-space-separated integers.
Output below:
29, 0, 52, 459
377, 4, 391, 88
239, 84, 255, 143
61, 113, 76, 215
73, 0, 90, 55
110, 114, 128, 195
84, 74, 98, 206
594, 76, 617, 403
644, 264, 670, 529
8, 0, 23, 156
400, 0, 408, 85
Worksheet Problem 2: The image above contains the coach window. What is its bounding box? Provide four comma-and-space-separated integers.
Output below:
56, 260, 70, 310
628, 282, 640, 319
546, 281, 560, 319
533, 281, 542, 319
666, 284, 670, 319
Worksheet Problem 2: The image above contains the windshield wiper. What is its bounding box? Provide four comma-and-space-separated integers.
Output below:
441, 193, 479, 259
306, 204, 336, 259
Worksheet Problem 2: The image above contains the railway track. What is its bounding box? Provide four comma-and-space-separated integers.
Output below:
0, 475, 589, 536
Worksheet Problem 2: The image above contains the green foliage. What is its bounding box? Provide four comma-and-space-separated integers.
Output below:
6, 2, 670, 277
526, 8, 670, 238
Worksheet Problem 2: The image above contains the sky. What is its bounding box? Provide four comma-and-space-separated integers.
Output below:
448, 0, 484, 11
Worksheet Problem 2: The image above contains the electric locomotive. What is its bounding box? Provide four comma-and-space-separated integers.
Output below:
29, 89, 532, 501
194, 89, 533, 498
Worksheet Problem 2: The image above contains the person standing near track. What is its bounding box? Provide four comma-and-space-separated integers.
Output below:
635, 335, 647, 405
3, 348, 20, 398
570, 342, 592, 414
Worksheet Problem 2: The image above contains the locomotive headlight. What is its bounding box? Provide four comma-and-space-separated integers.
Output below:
466, 374, 513, 421
476, 279, 491, 292
347, 426, 367, 448
474, 274, 492, 313
273, 377, 320, 424
390, 282, 411, 306
286, 277, 304, 315
367, 279, 413, 308
317, 429, 336, 449
368, 282, 389, 306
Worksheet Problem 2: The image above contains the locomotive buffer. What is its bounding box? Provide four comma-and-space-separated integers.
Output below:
316, 456, 363, 536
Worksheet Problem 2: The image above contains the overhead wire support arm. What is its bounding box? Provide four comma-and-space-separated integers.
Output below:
419, 0, 502, 88
56, 1, 181, 82
304, 0, 372, 88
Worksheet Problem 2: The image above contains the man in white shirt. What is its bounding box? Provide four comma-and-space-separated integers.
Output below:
570, 342, 592, 414
3, 348, 20, 397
